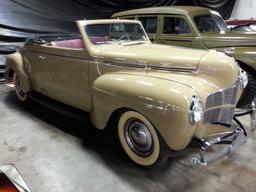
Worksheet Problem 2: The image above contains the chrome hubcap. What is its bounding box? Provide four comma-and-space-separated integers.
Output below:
124, 119, 153, 157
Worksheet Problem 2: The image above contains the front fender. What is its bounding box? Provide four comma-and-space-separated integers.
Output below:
5, 52, 32, 92
215, 47, 256, 71
90, 72, 197, 150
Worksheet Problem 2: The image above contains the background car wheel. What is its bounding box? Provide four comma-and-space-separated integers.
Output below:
13, 72, 28, 102
237, 71, 256, 108
118, 111, 169, 167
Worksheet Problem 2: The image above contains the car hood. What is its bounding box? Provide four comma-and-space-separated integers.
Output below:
96, 43, 239, 102
145, 50, 239, 102
202, 31, 256, 48
97, 43, 208, 71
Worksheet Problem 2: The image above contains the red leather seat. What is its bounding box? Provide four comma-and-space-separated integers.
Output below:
51, 39, 85, 49
90, 37, 111, 44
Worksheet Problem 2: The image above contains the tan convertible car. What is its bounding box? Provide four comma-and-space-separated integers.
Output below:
5, 19, 254, 167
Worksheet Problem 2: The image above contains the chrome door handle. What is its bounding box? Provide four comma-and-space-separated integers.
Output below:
39, 55, 45, 60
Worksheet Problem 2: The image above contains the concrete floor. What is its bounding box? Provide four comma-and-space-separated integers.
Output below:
0, 84, 256, 192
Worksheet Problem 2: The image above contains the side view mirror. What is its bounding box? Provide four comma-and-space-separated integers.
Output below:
0, 164, 31, 192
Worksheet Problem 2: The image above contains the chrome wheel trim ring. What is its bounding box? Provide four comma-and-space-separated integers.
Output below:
124, 118, 154, 157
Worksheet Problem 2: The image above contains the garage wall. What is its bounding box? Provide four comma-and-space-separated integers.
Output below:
0, 0, 238, 41
231, 0, 256, 19
190, 0, 236, 19
0, 0, 237, 35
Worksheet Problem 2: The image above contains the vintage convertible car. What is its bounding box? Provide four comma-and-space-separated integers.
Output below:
5, 19, 252, 167
112, 6, 256, 108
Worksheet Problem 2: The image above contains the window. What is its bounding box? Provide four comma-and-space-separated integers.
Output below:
138, 17, 158, 33
111, 23, 143, 33
163, 17, 190, 34
194, 14, 228, 33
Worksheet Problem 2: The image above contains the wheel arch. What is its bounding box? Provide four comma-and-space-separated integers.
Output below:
236, 60, 256, 107
6, 68, 15, 81
5, 52, 32, 92
89, 72, 197, 151
237, 60, 256, 76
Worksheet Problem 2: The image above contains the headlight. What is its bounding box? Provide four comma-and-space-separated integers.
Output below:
189, 95, 204, 125
238, 67, 248, 88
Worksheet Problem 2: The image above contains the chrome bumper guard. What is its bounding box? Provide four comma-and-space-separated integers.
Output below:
191, 101, 256, 169
250, 102, 256, 133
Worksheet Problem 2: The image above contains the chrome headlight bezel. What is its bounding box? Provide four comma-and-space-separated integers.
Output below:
189, 95, 204, 125
238, 67, 248, 89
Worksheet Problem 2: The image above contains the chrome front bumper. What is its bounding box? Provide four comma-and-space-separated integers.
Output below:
191, 101, 256, 168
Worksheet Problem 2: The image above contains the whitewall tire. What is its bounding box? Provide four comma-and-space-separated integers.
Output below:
118, 111, 167, 167
13, 72, 28, 102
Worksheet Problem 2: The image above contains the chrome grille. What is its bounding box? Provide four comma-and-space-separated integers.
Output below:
204, 81, 239, 125
204, 107, 235, 125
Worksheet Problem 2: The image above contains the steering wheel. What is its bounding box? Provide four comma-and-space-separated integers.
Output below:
118, 34, 129, 41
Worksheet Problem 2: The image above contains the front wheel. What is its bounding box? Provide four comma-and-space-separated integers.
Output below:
237, 71, 256, 108
117, 111, 169, 167
13, 72, 28, 102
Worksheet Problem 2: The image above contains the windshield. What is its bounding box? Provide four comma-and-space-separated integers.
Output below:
194, 14, 229, 33
85, 23, 148, 45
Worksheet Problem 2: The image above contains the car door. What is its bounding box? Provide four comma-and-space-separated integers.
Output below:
22, 45, 49, 92
36, 46, 91, 111
158, 15, 195, 48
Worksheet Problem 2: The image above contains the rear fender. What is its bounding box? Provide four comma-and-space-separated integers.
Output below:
5, 52, 32, 92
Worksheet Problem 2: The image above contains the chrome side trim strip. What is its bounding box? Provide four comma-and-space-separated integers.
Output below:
28, 50, 89, 61
103, 60, 145, 69
159, 38, 193, 42
102, 60, 197, 71
148, 64, 196, 71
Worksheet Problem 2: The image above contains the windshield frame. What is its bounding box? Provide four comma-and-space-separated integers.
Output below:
83, 20, 151, 46
193, 13, 229, 33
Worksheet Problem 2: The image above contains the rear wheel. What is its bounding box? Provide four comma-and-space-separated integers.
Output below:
237, 71, 256, 108
13, 72, 28, 102
117, 111, 169, 167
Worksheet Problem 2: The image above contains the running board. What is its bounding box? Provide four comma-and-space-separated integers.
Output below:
28, 92, 90, 122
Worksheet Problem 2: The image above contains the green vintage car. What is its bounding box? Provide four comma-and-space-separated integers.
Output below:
112, 6, 256, 108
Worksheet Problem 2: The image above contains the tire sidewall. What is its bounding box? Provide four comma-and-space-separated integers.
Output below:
13, 72, 27, 102
237, 71, 256, 108
118, 111, 160, 166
